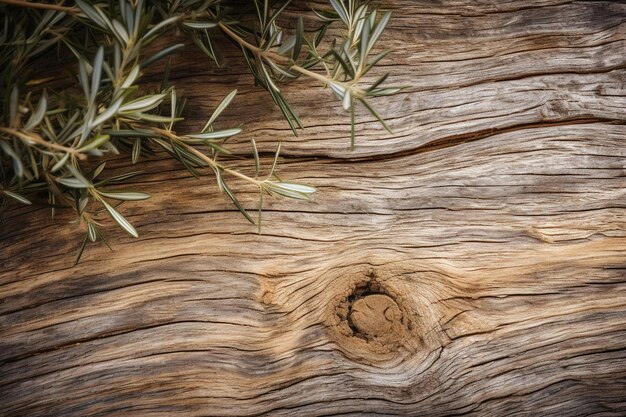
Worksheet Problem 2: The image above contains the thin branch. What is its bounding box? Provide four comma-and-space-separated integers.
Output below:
217, 22, 292, 66
0, 127, 86, 159
0, 0, 78, 14
141, 125, 262, 187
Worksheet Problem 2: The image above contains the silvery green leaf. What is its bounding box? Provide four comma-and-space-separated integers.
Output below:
132, 139, 141, 164
358, 97, 392, 133
342, 90, 351, 110
111, 19, 130, 44
51, 152, 70, 173
134, 113, 182, 123
292, 17, 304, 60
119, 94, 165, 113
98, 171, 144, 184
76, 0, 107, 28
187, 128, 242, 141
169, 88, 177, 130
0, 140, 24, 178
269, 142, 282, 177
78, 102, 96, 146
133, 0, 143, 26
90, 46, 104, 103
78, 134, 110, 152
98, 191, 150, 201
366, 73, 389, 92
79, 196, 89, 213
264, 0, 293, 33
120, 2, 132, 33
104, 129, 154, 137
343, 43, 358, 75
311, 8, 340, 22
2, 190, 31, 205
58, 177, 91, 188
203, 89, 237, 131
278, 35, 296, 55
353, 4, 368, 39
183, 21, 218, 29
361, 50, 389, 76
92, 162, 106, 179
91, 99, 123, 127
75, 234, 89, 266
78, 59, 90, 98
24, 93, 47, 131
87, 149, 104, 157
266, 59, 297, 79
329, 0, 349, 23
66, 164, 93, 187
360, 16, 371, 60
263, 29, 282, 52
251, 139, 260, 177
330, 49, 354, 78
143, 16, 181, 42
329, 82, 346, 98
270, 182, 315, 195
87, 222, 97, 242
120, 65, 140, 89
100, 198, 138, 238
367, 11, 391, 54
265, 181, 315, 200
222, 181, 255, 225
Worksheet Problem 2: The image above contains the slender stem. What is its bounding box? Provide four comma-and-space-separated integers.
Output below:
217, 23, 261, 54
290, 65, 332, 85
217, 22, 291, 66
183, 142, 261, 186
143, 126, 262, 187
0, 127, 86, 159
0, 0, 77, 14
291, 64, 366, 97
217, 19, 367, 97
43, 170, 77, 207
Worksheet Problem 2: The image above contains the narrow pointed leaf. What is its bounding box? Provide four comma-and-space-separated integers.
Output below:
119, 94, 165, 113
222, 182, 255, 225
204, 89, 237, 131
24, 93, 47, 131
90, 46, 104, 103
187, 128, 242, 141
98, 191, 150, 201
100, 198, 138, 238
2, 190, 32, 205
183, 21, 218, 29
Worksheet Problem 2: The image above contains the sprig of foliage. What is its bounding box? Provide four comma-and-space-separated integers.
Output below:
0, 0, 398, 263
172, 0, 401, 146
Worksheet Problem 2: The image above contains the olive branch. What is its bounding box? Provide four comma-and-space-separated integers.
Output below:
0, 0, 399, 263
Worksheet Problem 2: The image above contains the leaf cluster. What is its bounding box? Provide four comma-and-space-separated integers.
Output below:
0, 0, 399, 263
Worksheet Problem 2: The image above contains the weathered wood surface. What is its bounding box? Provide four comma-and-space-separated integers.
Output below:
1, 0, 626, 415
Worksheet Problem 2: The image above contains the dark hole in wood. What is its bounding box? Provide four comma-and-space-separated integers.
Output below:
346, 279, 396, 339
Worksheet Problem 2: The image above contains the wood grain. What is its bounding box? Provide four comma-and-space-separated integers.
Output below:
1, 1, 625, 415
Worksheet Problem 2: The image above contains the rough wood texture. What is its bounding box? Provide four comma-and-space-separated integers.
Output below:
1, 1, 626, 415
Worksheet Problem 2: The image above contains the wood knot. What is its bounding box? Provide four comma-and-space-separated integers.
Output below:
328, 272, 420, 362
323, 261, 456, 366
349, 294, 403, 339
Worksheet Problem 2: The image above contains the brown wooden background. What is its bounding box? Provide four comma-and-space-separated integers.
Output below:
1, 1, 625, 415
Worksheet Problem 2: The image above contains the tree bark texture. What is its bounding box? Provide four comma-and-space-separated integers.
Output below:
1, 1, 625, 416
